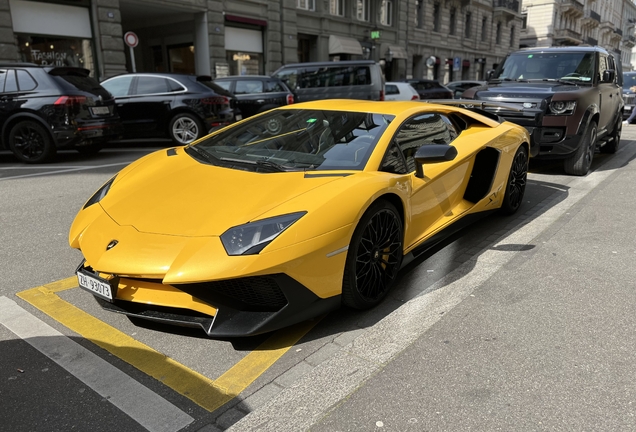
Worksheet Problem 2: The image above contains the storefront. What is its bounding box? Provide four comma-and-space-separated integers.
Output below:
10, 0, 96, 76
224, 15, 266, 76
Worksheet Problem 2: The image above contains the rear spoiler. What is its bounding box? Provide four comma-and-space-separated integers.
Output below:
421, 99, 524, 123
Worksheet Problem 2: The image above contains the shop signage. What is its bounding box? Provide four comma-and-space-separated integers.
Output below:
233, 53, 251, 61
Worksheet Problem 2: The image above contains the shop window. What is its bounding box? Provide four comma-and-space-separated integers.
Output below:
357, 0, 370, 21
227, 52, 262, 75
168, 44, 195, 75
297, 0, 315, 11
16, 34, 95, 76
380, 0, 393, 26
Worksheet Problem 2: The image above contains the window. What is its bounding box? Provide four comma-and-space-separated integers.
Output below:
521, 13, 527, 29
235, 80, 264, 94
102, 76, 134, 96
135, 76, 169, 95
16, 70, 37, 91
380, 0, 393, 26
0, 70, 7, 92
394, 113, 458, 173
330, 0, 344, 16
481, 17, 488, 42
433, 3, 441, 32
357, 0, 370, 21
385, 84, 398, 95
4, 70, 17, 92
450, 8, 456, 35
465, 12, 472, 38
416, 0, 424, 28
598, 55, 608, 82
265, 80, 285, 92
496, 22, 502, 44
510, 25, 515, 48
297, 66, 371, 88
215, 80, 232, 91
297, 0, 315, 11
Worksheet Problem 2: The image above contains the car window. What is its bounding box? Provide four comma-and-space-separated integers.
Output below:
102, 76, 134, 97
4, 70, 17, 93
167, 79, 185, 92
134, 76, 170, 95
273, 68, 298, 89
297, 66, 371, 89
265, 80, 285, 92
0, 70, 8, 93
214, 80, 232, 91
394, 113, 458, 173
380, 141, 408, 174
385, 84, 398, 95
235, 80, 264, 94
598, 55, 608, 82
16, 70, 37, 91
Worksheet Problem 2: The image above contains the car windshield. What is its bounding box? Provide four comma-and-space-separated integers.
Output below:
189, 109, 394, 172
623, 73, 636, 91
494, 52, 595, 82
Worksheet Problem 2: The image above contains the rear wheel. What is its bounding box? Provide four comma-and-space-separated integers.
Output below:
342, 201, 403, 309
169, 113, 203, 145
600, 118, 621, 154
500, 145, 528, 215
564, 120, 596, 176
8, 120, 56, 163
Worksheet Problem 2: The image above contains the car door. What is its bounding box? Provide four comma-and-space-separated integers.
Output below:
125, 76, 176, 137
0, 69, 15, 128
381, 113, 472, 250
233, 79, 266, 118
597, 53, 617, 134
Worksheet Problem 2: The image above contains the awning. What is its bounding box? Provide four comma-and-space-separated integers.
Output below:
329, 35, 363, 55
380, 43, 408, 60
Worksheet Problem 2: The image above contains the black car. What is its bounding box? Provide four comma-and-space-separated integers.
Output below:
0, 63, 122, 163
100, 73, 235, 145
403, 79, 453, 100
213, 75, 295, 119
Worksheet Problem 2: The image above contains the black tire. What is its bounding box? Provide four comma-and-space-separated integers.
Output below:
342, 200, 403, 310
600, 118, 621, 154
500, 145, 528, 215
75, 144, 103, 156
8, 120, 56, 163
168, 113, 204, 145
564, 120, 597, 176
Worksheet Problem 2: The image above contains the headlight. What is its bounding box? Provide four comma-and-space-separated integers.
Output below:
549, 100, 576, 115
220, 212, 306, 256
83, 176, 116, 209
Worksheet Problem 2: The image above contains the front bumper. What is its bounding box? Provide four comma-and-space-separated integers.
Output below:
78, 262, 340, 337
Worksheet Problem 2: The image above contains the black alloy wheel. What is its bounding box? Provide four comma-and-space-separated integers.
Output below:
600, 118, 621, 154
564, 120, 597, 176
500, 145, 528, 215
8, 120, 55, 163
342, 201, 403, 309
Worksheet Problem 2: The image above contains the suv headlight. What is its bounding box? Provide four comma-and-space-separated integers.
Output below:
548, 100, 577, 115
220, 212, 306, 255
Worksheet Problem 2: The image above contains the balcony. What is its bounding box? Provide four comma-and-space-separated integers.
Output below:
586, 36, 598, 45
493, 0, 520, 22
581, 10, 600, 28
554, 28, 583, 45
560, 0, 584, 18
623, 35, 636, 48
615, 28, 623, 37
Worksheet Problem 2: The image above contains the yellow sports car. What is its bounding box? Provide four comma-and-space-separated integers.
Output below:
69, 100, 529, 337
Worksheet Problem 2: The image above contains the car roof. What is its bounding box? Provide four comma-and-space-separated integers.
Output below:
103, 72, 209, 80
215, 75, 278, 80
515, 45, 609, 55
278, 60, 377, 67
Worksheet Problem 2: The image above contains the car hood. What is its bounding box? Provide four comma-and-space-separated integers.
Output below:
467, 81, 585, 101
100, 148, 340, 237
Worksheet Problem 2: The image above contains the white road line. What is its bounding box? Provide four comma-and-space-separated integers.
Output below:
0, 296, 193, 432
0, 162, 132, 181
229, 144, 636, 432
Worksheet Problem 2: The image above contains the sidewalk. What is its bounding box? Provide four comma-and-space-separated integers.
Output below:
228, 130, 636, 431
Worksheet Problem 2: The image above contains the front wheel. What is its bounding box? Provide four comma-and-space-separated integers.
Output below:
342, 200, 403, 310
169, 113, 203, 145
8, 120, 56, 163
500, 145, 528, 215
564, 120, 597, 176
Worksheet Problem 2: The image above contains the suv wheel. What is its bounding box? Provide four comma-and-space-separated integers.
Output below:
600, 118, 621, 154
169, 113, 203, 145
9, 120, 56, 164
564, 120, 596, 176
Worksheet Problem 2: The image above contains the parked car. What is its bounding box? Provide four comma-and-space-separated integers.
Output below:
403, 79, 453, 100
446, 80, 486, 98
213, 75, 294, 119
384, 82, 420, 101
100, 73, 235, 145
0, 63, 122, 163
70, 99, 529, 337
272, 60, 385, 102
622, 71, 636, 121
463, 46, 623, 176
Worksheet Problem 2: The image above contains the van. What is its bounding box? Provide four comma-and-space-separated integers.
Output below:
271, 60, 385, 102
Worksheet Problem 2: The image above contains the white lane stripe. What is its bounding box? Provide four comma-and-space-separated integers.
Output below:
0, 296, 194, 432
0, 162, 132, 181
229, 143, 636, 431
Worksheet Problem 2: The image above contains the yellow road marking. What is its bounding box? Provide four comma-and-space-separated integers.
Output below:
17, 279, 320, 412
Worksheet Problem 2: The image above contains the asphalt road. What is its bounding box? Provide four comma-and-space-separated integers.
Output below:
1, 131, 634, 431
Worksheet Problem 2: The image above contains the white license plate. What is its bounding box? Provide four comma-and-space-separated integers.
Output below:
235, 114, 242, 121
626, 106, 633, 111
77, 271, 114, 300
91, 106, 110, 116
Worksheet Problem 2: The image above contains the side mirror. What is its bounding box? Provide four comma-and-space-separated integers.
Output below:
486, 70, 496, 81
603, 69, 616, 83
413, 144, 458, 178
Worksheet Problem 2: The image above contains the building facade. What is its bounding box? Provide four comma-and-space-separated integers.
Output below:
0, 0, 527, 84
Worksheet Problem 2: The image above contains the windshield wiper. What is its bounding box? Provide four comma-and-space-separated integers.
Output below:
489, 78, 529, 83
186, 145, 216, 164
217, 156, 290, 172
527, 78, 578, 86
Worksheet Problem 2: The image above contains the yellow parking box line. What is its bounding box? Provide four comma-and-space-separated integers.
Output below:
17, 283, 320, 412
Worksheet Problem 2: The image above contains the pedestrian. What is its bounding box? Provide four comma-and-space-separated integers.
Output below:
624, 85, 636, 125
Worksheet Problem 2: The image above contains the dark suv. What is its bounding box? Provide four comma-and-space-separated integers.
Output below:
0, 63, 122, 163
213, 75, 295, 119
463, 46, 623, 176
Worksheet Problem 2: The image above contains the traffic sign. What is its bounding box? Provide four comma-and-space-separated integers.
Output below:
124, 31, 138, 48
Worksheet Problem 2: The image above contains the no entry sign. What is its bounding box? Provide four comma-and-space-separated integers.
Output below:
124, 31, 138, 48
